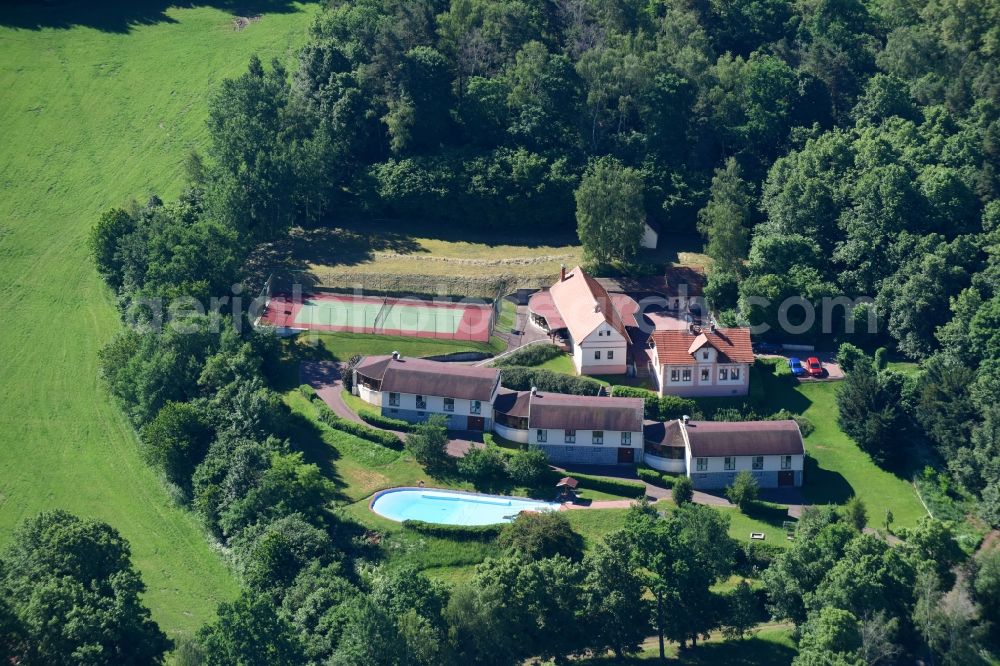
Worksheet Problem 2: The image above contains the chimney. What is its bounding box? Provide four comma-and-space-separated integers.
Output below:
682, 415, 690, 425
560, 264, 566, 282
710, 323, 717, 333
530, 386, 538, 396
391, 351, 400, 361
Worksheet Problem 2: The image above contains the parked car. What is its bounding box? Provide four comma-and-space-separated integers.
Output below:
806, 357, 824, 377
788, 357, 808, 377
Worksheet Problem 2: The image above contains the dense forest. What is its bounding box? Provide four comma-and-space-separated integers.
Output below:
2, 0, 989, 663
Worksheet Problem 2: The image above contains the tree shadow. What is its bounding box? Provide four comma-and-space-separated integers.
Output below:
0, 0, 316, 33
800, 454, 854, 506
577, 632, 797, 665
283, 409, 351, 502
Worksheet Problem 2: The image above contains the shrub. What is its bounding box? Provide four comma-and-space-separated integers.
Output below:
313, 402, 403, 450
358, 409, 414, 432
406, 415, 450, 470
497, 511, 584, 561
298, 384, 317, 400
506, 446, 550, 486
874, 347, 888, 371
734, 541, 785, 577
570, 472, 647, 499
836, 342, 868, 373
637, 466, 675, 488
500, 367, 604, 395
672, 476, 694, 504
402, 519, 503, 542
610, 386, 698, 421
457, 445, 509, 488
492, 344, 564, 368
768, 409, 814, 437
726, 471, 759, 511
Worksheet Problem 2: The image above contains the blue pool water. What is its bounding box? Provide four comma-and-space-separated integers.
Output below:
370, 488, 562, 526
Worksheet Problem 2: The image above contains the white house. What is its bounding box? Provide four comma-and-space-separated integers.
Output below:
641, 220, 659, 249
649, 325, 754, 397
527, 266, 637, 375
493, 389, 644, 465
678, 419, 805, 489
353, 353, 501, 431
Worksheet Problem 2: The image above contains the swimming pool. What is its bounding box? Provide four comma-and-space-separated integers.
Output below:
370, 488, 562, 526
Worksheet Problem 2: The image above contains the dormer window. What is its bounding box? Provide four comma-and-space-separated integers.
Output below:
702, 350, 709, 360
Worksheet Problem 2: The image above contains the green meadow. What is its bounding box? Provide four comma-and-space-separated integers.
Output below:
0, 1, 319, 637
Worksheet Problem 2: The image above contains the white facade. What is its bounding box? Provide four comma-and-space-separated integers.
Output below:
574, 323, 628, 375
652, 344, 750, 397
356, 386, 496, 426
528, 427, 641, 449
642, 222, 658, 249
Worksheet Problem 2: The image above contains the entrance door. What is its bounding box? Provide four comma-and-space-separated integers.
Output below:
467, 416, 485, 431
617, 447, 635, 464
778, 470, 795, 486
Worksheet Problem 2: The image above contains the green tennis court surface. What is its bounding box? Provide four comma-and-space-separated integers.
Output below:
294, 298, 465, 334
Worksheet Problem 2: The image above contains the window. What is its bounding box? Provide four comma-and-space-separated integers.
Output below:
719, 368, 729, 381
388, 392, 400, 407
537, 429, 547, 443
470, 400, 481, 415
670, 369, 680, 382
592, 431, 603, 445
781, 455, 792, 470
564, 429, 576, 443
594, 350, 601, 360
702, 350, 709, 360
724, 457, 735, 471
696, 457, 707, 471
701, 368, 710, 381
752, 456, 764, 470
731, 367, 741, 380
416, 395, 427, 410
682, 369, 692, 381
621, 431, 631, 446
607, 350, 614, 360
443, 398, 454, 412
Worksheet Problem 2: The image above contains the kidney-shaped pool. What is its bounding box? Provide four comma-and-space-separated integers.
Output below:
370, 488, 562, 526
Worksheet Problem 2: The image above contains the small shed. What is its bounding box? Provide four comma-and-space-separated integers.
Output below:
642, 220, 659, 249
556, 476, 579, 490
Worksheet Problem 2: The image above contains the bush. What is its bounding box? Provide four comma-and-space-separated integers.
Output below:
406, 415, 450, 470
402, 519, 503, 542
500, 367, 604, 395
768, 409, 814, 437
492, 344, 564, 368
506, 446, 550, 486
611, 386, 699, 421
457, 445, 509, 488
570, 472, 647, 499
497, 511, 584, 561
733, 541, 785, 577
298, 384, 317, 400
672, 476, 694, 504
637, 466, 675, 488
313, 402, 403, 450
358, 408, 414, 433
726, 471, 759, 511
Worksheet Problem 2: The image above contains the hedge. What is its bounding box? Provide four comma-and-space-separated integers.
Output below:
492, 344, 564, 368
636, 466, 677, 488
298, 384, 318, 400
610, 386, 699, 421
402, 519, 503, 542
313, 401, 404, 450
357, 408, 415, 433
565, 471, 647, 499
500, 367, 604, 396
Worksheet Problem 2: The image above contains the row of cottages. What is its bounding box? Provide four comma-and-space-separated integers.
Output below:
351, 354, 804, 488
527, 265, 639, 376
648, 325, 755, 398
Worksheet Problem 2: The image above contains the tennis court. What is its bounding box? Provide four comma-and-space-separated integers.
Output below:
259, 292, 494, 342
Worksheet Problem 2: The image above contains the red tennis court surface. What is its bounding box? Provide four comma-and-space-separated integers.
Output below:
258, 292, 494, 343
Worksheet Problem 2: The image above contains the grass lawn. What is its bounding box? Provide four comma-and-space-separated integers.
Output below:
574, 623, 796, 664
0, 2, 320, 636
796, 382, 927, 529
537, 353, 578, 374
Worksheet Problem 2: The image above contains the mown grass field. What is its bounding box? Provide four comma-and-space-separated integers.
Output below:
0, 1, 319, 637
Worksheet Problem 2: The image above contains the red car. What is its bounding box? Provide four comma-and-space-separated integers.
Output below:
806, 357, 824, 378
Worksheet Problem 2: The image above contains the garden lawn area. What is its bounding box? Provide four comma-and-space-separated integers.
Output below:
301, 329, 505, 360
537, 353, 577, 374
797, 382, 927, 529
0, 2, 320, 637
574, 623, 796, 664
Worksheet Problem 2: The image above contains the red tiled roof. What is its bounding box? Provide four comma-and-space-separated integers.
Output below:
683, 420, 804, 457
355, 355, 500, 402
493, 388, 531, 418
650, 327, 754, 365
527, 290, 566, 331
548, 266, 632, 343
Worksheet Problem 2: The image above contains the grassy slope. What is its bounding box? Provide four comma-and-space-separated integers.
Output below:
0, 2, 318, 636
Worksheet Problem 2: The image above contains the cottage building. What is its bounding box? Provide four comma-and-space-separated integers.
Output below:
649, 325, 754, 397
527, 266, 638, 375
353, 353, 501, 431
682, 419, 804, 489
493, 389, 644, 465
